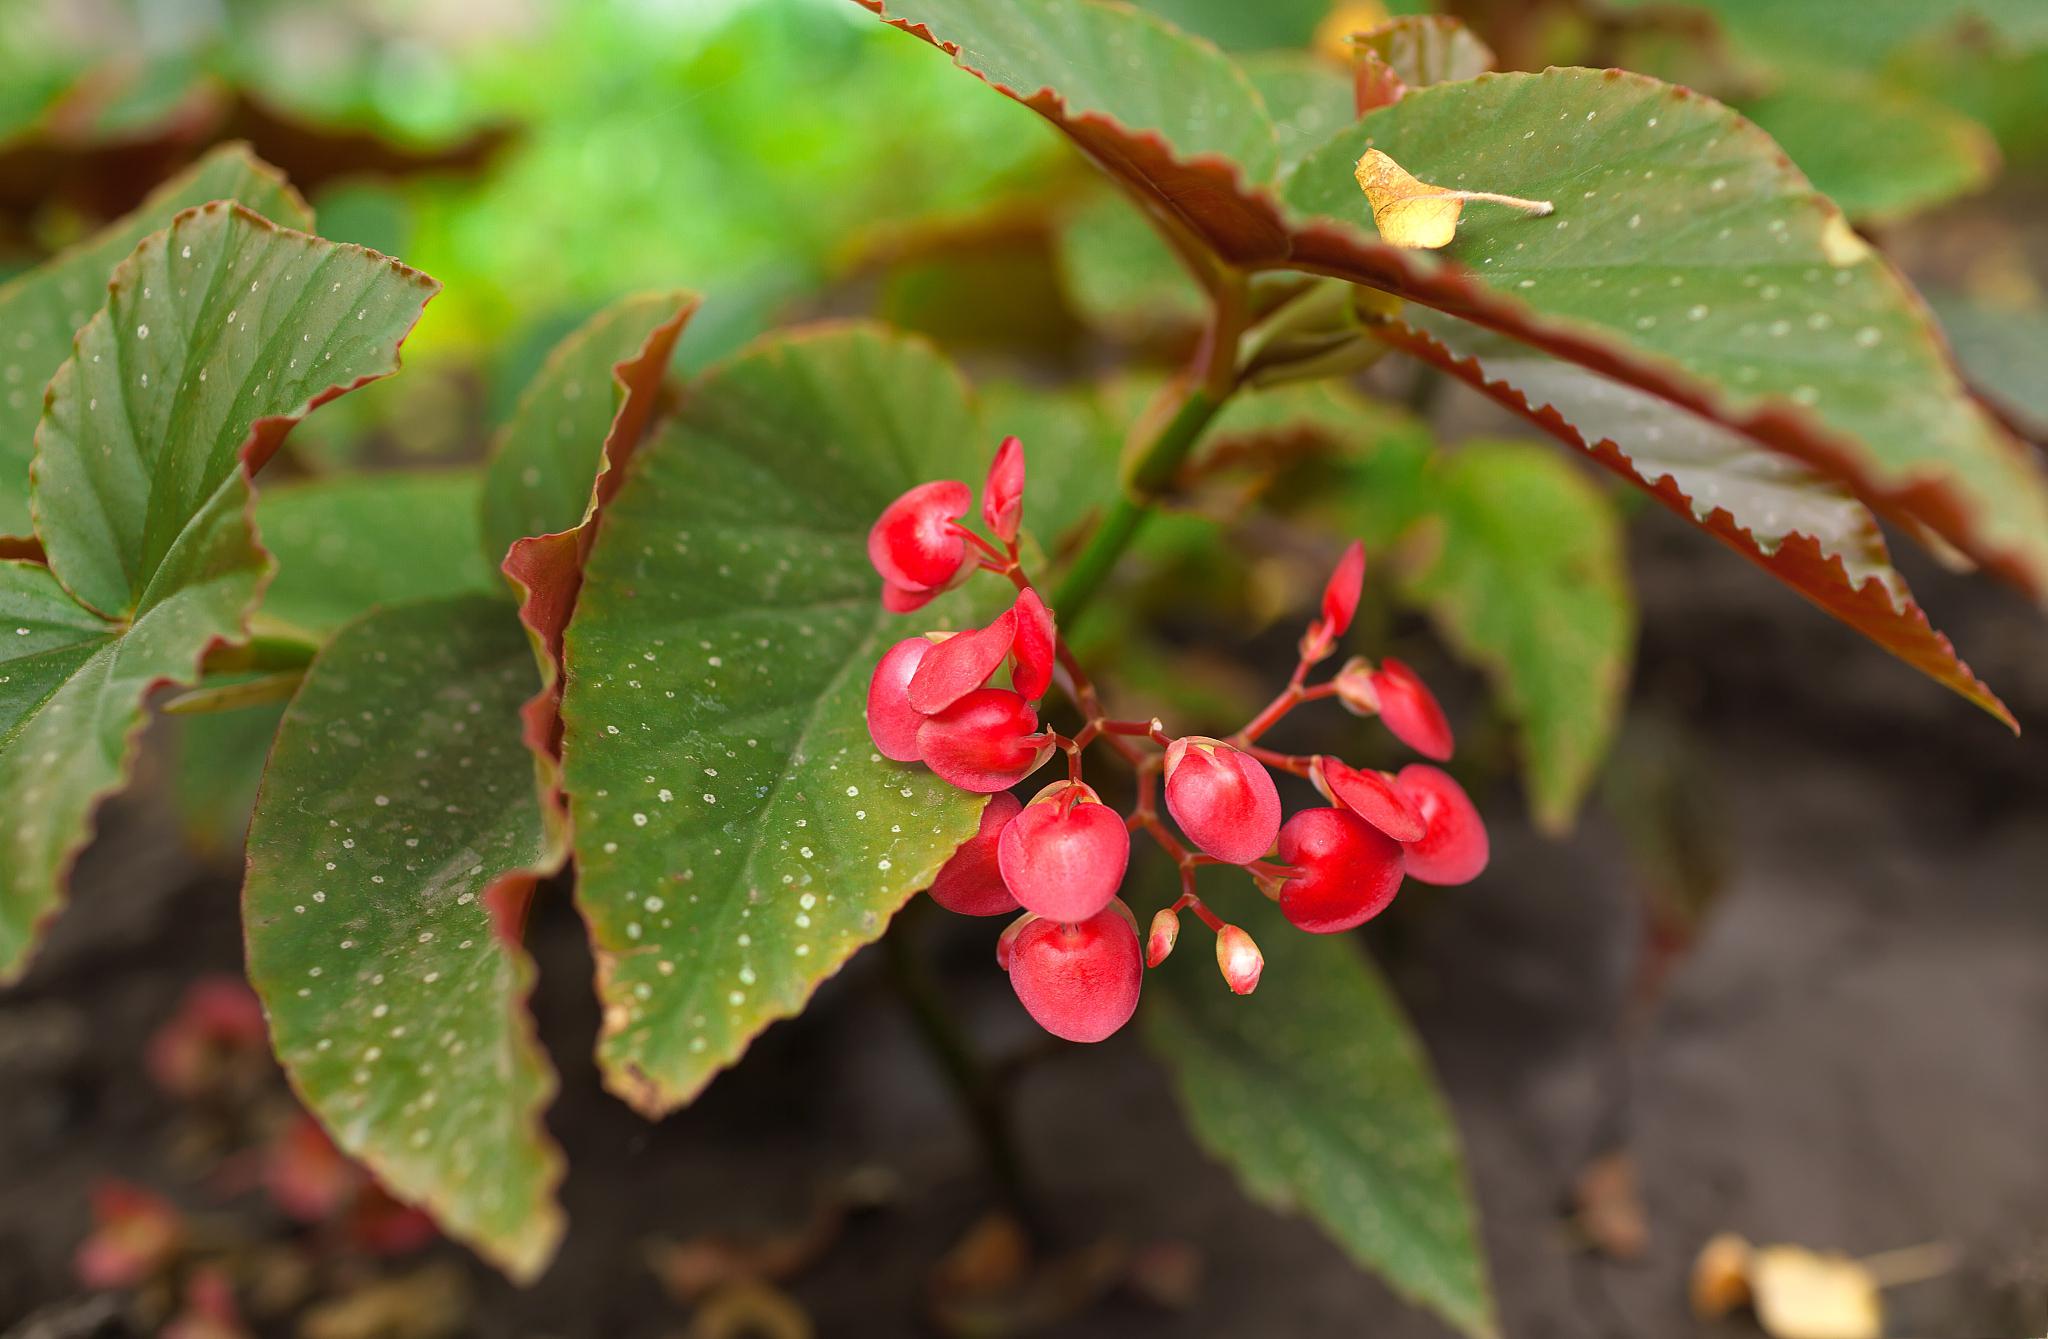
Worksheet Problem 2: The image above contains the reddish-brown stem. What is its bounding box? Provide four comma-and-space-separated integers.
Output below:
1244, 744, 1315, 778
948, 522, 1006, 563
1169, 890, 1227, 933
1232, 666, 1341, 747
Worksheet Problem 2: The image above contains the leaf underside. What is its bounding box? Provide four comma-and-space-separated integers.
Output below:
0, 205, 434, 981
559, 324, 991, 1116
1378, 314, 2012, 728
244, 594, 564, 1281
1145, 884, 1497, 1339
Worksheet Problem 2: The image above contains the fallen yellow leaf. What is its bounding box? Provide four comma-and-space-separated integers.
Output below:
1749, 1245, 1883, 1339
1354, 149, 1554, 250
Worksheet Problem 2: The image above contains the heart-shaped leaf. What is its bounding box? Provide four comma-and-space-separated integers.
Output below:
559, 324, 992, 1116
0, 143, 310, 539
257, 469, 497, 639
1378, 313, 2012, 728
1146, 885, 1495, 1339
493, 293, 696, 801
0, 204, 433, 980
1281, 69, 2048, 600
244, 594, 564, 1281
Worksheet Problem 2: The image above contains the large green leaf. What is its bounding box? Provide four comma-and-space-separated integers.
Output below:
479, 292, 696, 568
245, 595, 564, 1281
1243, 54, 1356, 180
864, 0, 2048, 603
1380, 313, 2012, 728
0, 144, 310, 538
860, 0, 1291, 261
1386, 443, 1634, 832
1739, 75, 1997, 223
0, 205, 433, 980
1145, 886, 1495, 1339
257, 469, 496, 638
1281, 70, 2048, 599
560, 325, 991, 1116
167, 469, 502, 860
1927, 292, 2048, 436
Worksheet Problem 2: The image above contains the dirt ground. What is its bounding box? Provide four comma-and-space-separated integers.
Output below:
3, 511, 2045, 1338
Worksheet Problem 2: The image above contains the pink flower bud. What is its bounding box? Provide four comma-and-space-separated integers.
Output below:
1163, 736, 1282, 865
882, 579, 939, 613
996, 781, 1131, 923
1214, 924, 1264, 994
907, 608, 1017, 714
866, 636, 934, 762
1146, 906, 1180, 967
1321, 540, 1366, 639
996, 911, 1035, 971
1370, 657, 1454, 761
1394, 764, 1489, 885
982, 435, 1025, 544
1007, 903, 1143, 1042
928, 792, 1023, 916
1275, 806, 1405, 933
1331, 656, 1379, 715
1313, 756, 1424, 842
868, 480, 972, 593
1009, 586, 1056, 701
916, 688, 1049, 792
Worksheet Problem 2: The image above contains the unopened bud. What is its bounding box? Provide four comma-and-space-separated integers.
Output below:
1332, 655, 1380, 716
995, 913, 1035, 972
1215, 925, 1264, 995
1146, 908, 1181, 967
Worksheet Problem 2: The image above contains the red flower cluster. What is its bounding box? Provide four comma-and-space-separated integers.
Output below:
866, 441, 1487, 1043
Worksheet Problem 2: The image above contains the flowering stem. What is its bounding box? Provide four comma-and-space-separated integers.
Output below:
882, 902, 1032, 1215
1051, 273, 1248, 620
1233, 660, 1338, 746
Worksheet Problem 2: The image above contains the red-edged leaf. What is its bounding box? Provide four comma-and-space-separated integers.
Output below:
1282, 70, 2048, 604
1378, 314, 2012, 729
861, 1, 2048, 605
491, 294, 697, 801
858, 0, 1291, 254
0, 204, 434, 980
1353, 17, 1497, 112
244, 595, 565, 1281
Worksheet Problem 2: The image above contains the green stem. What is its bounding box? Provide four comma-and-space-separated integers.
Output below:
881, 906, 1034, 1219
1051, 273, 1246, 619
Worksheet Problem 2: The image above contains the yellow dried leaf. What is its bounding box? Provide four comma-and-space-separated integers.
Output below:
1353, 149, 1554, 249
1355, 149, 1464, 249
1315, 0, 1391, 62
1690, 1232, 1754, 1318
1749, 1245, 1882, 1339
